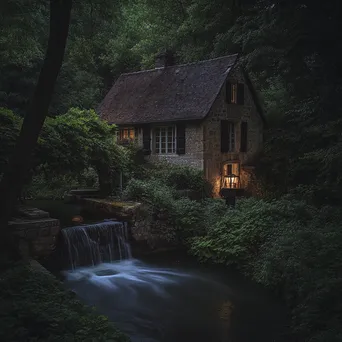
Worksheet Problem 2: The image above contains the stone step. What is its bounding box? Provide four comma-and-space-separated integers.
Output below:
15, 205, 50, 219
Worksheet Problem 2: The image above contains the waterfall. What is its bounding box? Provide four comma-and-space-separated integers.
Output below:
62, 220, 131, 269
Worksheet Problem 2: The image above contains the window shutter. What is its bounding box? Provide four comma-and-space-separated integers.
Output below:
176, 124, 185, 155
240, 121, 248, 152
237, 83, 245, 105
226, 82, 232, 104
221, 120, 229, 153
142, 126, 151, 155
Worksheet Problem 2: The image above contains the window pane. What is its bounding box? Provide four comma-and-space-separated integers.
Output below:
154, 126, 177, 154
231, 84, 237, 104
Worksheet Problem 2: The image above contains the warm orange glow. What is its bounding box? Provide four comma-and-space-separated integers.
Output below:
119, 128, 135, 140
72, 215, 84, 224
221, 162, 241, 189
222, 174, 239, 189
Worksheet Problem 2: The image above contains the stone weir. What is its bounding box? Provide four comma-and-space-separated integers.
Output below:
79, 198, 141, 222
9, 206, 60, 258
62, 220, 132, 270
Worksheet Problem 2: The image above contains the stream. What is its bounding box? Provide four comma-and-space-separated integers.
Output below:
30, 199, 289, 342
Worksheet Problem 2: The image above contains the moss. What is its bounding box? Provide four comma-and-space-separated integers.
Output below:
0, 261, 129, 342
86, 198, 140, 209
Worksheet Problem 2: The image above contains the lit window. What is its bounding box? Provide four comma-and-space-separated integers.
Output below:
154, 126, 176, 154
119, 127, 135, 141
231, 83, 237, 104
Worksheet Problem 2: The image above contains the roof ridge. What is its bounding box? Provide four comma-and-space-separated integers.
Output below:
121, 54, 239, 77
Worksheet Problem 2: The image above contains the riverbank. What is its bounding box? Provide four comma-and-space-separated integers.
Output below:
0, 260, 129, 342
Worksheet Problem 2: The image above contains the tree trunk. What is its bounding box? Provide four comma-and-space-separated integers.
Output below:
0, 0, 73, 260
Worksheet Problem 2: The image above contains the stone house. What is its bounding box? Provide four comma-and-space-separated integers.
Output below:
98, 52, 265, 197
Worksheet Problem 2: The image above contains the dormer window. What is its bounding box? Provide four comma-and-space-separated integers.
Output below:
231, 83, 238, 104
226, 82, 244, 105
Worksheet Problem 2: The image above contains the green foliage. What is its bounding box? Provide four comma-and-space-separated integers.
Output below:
32, 108, 124, 197
123, 178, 175, 205
0, 107, 125, 198
123, 177, 207, 240
2, 1, 342, 341
189, 198, 312, 265
0, 107, 22, 173
37, 107, 119, 176
26, 170, 98, 200
147, 162, 212, 195
189, 197, 342, 341
0, 261, 129, 341
251, 205, 342, 341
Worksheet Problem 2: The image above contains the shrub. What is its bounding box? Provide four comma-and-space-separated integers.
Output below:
123, 178, 207, 243
250, 205, 342, 341
0, 262, 128, 342
0, 107, 22, 174
122, 178, 175, 205
25, 168, 99, 200
189, 197, 313, 265
188, 197, 342, 342
147, 162, 212, 196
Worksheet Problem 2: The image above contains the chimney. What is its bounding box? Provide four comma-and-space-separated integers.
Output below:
155, 50, 175, 69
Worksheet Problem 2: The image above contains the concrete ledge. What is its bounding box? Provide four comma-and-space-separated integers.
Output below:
80, 198, 141, 221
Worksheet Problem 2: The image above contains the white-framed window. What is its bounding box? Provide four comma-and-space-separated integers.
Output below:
154, 126, 176, 154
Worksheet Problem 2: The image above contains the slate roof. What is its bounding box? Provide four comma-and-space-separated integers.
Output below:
98, 54, 239, 125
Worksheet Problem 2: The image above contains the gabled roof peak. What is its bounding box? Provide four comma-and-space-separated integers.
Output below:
98, 54, 239, 125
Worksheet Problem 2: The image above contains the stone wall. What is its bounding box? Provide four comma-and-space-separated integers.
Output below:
203, 66, 264, 196
146, 123, 204, 169
9, 206, 60, 258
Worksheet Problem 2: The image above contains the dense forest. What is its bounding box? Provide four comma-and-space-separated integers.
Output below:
2, 0, 342, 202
1, 0, 342, 341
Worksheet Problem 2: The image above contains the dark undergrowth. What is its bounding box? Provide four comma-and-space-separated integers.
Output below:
0, 260, 129, 342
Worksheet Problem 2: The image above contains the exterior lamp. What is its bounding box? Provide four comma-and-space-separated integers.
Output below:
219, 162, 241, 207
221, 173, 240, 189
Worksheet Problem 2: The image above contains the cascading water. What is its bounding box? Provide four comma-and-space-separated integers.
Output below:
62, 220, 131, 269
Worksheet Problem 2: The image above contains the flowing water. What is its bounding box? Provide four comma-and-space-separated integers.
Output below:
62, 220, 131, 269
62, 219, 289, 342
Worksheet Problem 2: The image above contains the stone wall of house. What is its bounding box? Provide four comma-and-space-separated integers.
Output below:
143, 123, 204, 170
203, 66, 264, 196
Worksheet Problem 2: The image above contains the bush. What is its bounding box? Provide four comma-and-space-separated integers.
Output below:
0, 107, 127, 198
25, 168, 99, 200
0, 107, 22, 174
147, 162, 212, 196
189, 197, 312, 265
0, 261, 128, 342
188, 197, 342, 342
251, 205, 342, 341
123, 178, 207, 243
